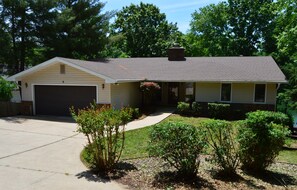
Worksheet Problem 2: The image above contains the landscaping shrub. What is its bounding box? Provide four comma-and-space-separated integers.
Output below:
123, 107, 140, 120
177, 102, 191, 115
148, 122, 207, 178
0, 77, 17, 101
201, 119, 240, 174
71, 104, 131, 172
238, 110, 291, 171
208, 103, 231, 119
192, 102, 203, 116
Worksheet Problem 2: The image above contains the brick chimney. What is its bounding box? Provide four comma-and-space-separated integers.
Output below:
168, 43, 185, 61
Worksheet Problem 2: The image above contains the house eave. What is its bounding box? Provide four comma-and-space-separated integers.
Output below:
7, 57, 117, 83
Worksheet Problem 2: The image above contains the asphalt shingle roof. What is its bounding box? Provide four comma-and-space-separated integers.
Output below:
59, 56, 287, 83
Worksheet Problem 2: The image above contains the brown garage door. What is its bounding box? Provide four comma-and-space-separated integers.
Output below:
34, 85, 96, 116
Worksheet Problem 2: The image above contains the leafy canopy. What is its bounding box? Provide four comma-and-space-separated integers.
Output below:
113, 2, 180, 57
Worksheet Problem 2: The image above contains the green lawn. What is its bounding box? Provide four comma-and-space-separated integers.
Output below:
121, 115, 210, 159
122, 114, 297, 164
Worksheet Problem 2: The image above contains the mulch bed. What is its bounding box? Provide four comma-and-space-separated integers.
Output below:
110, 156, 297, 190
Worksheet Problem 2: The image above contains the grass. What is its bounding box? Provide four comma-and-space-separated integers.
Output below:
121, 115, 210, 160
121, 126, 151, 160
122, 114, 297, 164
277, 150, 297, 164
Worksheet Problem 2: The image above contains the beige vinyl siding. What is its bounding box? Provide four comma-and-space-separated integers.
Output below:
20, 62, 111, 104
195, 83, 220, 102
232, 83, 254, 103
266, 84, 277, 104
111, 82, 141, 109
195, 82, 277, 104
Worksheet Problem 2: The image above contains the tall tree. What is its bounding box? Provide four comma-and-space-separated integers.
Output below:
187, 2, 232, 56
0, 0, 56, 74
113, 3, 179, 57
274, 0, 297, 111
49, 0, 110, 60
228, 0, 276, 56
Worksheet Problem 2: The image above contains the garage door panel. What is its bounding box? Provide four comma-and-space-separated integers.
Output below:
35, 85, 96, 116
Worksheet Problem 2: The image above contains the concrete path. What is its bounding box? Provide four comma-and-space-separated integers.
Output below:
0, 117, 127, 190
125, 107, 175, 131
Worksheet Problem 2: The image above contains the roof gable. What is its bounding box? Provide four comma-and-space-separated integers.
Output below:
7, 57, 117, 83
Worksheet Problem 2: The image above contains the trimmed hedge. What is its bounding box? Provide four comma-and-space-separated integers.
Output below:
208, 103, 231, 119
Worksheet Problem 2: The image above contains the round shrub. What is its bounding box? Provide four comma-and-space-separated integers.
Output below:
148, 122, 207, 178
177, 102, 191, 115
238, 111, 291, 171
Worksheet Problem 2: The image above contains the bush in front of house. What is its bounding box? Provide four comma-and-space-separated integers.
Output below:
148, 122, 207, 178
71, 104, 131, 172
0, 77, 17, 101
177, 102, 191, 115
201, 119, 240, 174
208, 103, 231, 119
192, 101, 203, 116
238, 110, 291, 171
123, 107, 141, 120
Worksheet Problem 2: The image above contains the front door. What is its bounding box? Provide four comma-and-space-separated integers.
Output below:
168, 82, 179, 105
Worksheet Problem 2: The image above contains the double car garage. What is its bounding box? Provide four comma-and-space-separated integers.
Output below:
34, 85, 97, 116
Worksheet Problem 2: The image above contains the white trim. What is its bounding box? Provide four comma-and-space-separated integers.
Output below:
253, 83, 267, 104
220, 83, 232, 102
32, 83, 99, 115
151, 80, 288, 84
7, 57, 117, 83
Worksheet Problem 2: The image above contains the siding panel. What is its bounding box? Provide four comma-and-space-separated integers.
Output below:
111, 82, 141, 109
195, 83, 220, 102
21, 62, 111, 104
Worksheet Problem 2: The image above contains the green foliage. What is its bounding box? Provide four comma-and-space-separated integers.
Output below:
148, 122, 207, 177
0, 0, 110, 74
50, 0, 110, 60
177, 102, 191, 115
201, 119, 240, 174
71, 104, 131, 172
208, 103, 231, 119
123, 107, 140, 120
0, 77, 16, 101
113, 2, 179, 57
228, 0, 276, 55
188, 2, 233, 56
238, 110, 291, 171
187, 0, 276, 56
192, 102, 203, 116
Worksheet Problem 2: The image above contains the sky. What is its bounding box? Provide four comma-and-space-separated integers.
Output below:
104, 0, 222, 33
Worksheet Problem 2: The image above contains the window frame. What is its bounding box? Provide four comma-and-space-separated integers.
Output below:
253, 83, 267, 103
220, 83, 232, 102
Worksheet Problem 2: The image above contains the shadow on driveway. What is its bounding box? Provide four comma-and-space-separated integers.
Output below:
1, 115, 75, 124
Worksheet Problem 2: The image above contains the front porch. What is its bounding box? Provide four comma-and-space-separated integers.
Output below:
146, 82, 195, 106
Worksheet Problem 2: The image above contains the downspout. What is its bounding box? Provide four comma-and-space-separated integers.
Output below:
275, 83, 281, 112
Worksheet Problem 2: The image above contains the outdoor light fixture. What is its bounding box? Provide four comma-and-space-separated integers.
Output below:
102, 83, 105, 89
25, 82, 28, 88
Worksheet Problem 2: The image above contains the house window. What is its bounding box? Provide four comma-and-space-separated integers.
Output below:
60, 64, 65, 74
221, 83, 231, 102
185, 82, 195, 102
254, 84, 266, 103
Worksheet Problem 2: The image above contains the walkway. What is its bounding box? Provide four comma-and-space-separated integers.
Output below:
125, 107, 175, 131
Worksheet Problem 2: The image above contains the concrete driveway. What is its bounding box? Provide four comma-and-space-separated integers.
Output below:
0, 116, 126, 190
